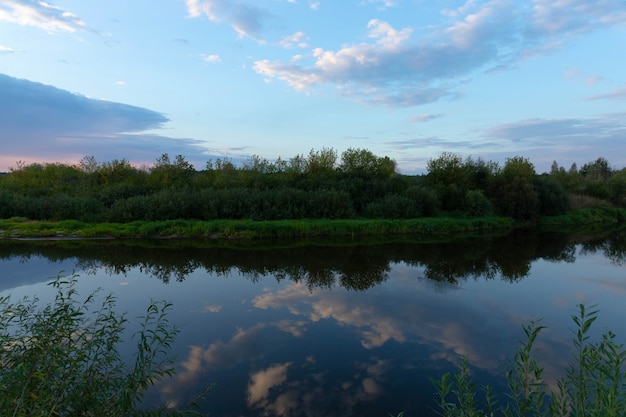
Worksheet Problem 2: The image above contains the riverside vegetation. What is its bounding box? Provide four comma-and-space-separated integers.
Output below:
0, 274, 210, 417
0, 149, 625, 238
432, 304, 626, 417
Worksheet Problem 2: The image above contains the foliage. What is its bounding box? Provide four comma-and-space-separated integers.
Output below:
580, 157, 613, 181
534, 176, 570, 216
463, 190, 494, 218
431, 304, 626, 417
489, 177, 540, 221
339, 148, 397, 178
1, 150, 625, 223
0, 274, 209, 416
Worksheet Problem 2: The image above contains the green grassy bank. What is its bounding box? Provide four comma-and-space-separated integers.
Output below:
1, 208, 625, 240
0, 216, 515, 240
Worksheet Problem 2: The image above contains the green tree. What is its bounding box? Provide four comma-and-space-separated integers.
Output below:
427, 152, 466, 188
580, 157, 612, 181
534, 175, 570, 215
502, 156, 535, 182
305, 147, 337, 174
149, 154, 196, 189
339, 148, 396, 178
489, 157, 539, 220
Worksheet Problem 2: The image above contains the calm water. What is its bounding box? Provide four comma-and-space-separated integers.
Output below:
1, 228, 625, 416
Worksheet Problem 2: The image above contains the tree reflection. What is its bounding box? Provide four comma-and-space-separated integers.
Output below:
0, 228, 624, 290
579, 231, 626, 266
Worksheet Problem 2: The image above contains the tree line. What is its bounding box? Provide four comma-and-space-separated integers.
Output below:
0, 148, 624, 223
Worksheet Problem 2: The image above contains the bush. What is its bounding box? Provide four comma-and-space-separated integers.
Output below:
462, 190, 494, 217
364, 194, 416, 219
489, 177, 540, 221
534, 176, 570, 216
403, 186, 441, 217
0, 274, 208, 416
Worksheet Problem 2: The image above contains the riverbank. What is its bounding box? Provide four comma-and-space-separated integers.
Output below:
1, 208, 624, 240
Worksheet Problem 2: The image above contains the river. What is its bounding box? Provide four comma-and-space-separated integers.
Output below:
1, 227, 625, 416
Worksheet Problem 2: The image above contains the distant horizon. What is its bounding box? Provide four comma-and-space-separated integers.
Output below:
0, 147, 621, 177
1, 1, 625, 175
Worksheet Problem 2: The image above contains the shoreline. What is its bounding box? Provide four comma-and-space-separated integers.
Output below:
1, 208, 625, 241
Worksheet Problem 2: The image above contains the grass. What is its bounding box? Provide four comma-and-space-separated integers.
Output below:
2, 207, 625, 240
2, 207, 625, 241
0, 216, 516, 240
538, 207, 626, 229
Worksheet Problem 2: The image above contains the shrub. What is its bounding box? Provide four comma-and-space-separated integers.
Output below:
403, 186, 441, 217
534, 176, 570, 216
0, 274, 208, 416
462, 190, 494, 217
364, 194, 416, 219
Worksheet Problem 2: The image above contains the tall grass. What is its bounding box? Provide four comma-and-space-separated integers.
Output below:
431, 304, 626, 416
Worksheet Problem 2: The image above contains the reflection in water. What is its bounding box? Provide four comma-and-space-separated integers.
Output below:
1, 228, 622, 290
1, 228, 625, 416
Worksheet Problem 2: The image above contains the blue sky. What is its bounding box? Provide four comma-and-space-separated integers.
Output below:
1, 0, 625, 174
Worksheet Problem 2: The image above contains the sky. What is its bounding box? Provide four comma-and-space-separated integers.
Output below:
1, 0, 625, 174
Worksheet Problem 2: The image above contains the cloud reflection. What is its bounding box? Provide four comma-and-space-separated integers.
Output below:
247, 362, 292, 405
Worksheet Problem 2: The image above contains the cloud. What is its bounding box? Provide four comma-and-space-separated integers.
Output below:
253, 279, 519, 370
0, 73, 210, 170
247, 362, 292, 405
530, 0, 626, 35
585, 86, 626, 101
0, 45, 14, 53
0, 0, 87, 32
366, 0, 397, 9
253, 0, 626, 107
564, 68, 605, 86
185, 0, 275, 41
202, 53, 221, 62
480, 114, 626, 170
484, 115, 626, 145
278, 31, 308, 49
410, 114, 443, 123
202, 304, 222, 313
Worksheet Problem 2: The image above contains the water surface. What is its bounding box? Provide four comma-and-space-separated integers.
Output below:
1, 228, 625, 416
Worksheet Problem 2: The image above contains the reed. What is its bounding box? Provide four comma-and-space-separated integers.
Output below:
431, 304, 626, 417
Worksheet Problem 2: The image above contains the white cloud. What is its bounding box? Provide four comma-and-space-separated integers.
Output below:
0, 45, 14, 53
0, 0, 87, 32
202, 53, 221, 62
278, 31, 308, 49
253, 0, 626, 107
185, 0, 274, 41
367, 19, 412, 49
